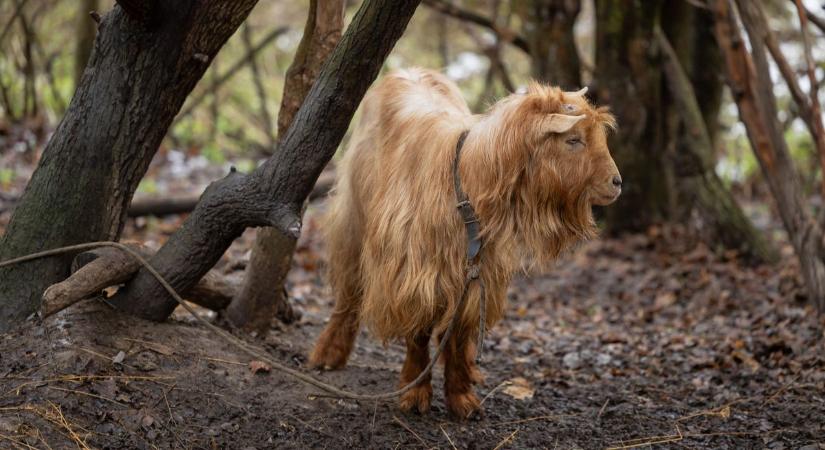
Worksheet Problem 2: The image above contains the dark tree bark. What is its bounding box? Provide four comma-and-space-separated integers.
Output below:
226, 0, 344, 331
514, 0, 582, 89
0, 1, 259, 332
107, 0, 423, 321
594, 0, 773, 262
594, 0, 669, 232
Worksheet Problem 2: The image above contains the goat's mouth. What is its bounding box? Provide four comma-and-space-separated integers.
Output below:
590, 188, 621, 206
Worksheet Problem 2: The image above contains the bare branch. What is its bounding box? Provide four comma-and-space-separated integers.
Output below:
0, 0, 28, 45
755, 2, 825, 196
805, 6, 825, 34
792, 0, 825, 198
422, 0, 529, 53
176, 27, 289, 121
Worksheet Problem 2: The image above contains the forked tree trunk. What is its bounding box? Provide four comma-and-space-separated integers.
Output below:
107, 0, 423, 320
226, 0, 346, 331
713, 0, 825, 309
0, 1, 258, 332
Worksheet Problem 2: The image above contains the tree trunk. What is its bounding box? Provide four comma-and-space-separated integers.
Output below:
593, 0, 773, 262
594, 0, 670, 231
713, 0, 825, 309
75, 0, 97, 87
515, 0, 582, 89
106, 0, 422, 321
225, 0, 345, 332
655, 26, 776, 263
0, 1, 259, 332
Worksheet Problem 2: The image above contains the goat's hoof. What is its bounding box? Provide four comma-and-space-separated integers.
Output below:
399, 384, 432, 414
308, 345, 348, 371
446, 391, 482, 420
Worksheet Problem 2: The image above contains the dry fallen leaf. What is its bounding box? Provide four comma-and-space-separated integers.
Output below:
249, 360, 271, 374
144, 341, 174, 356
502, 377, 534, 400
112, 351, 126, 364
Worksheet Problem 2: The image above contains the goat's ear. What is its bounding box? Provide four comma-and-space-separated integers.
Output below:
543, 114, 585, 134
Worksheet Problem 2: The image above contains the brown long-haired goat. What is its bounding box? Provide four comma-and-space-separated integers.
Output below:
310, 68, 621, 418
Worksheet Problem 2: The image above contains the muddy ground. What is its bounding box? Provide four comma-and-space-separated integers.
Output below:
1, 209, 824, 449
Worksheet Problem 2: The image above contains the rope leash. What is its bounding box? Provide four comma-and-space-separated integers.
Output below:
0, 241, 481, 401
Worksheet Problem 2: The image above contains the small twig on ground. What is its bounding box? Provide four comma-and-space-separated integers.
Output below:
285, 412, 345, 444
763, 375, 801, 404
1, 374, 173, 398
492, 428, 519, 450
0, 432, 39, 450
47, 386, 128, 407
492, 413, 577, 427
676, 404, 731, 422
199, 356, 246, 366
477, 379, 512, 408
597, 398, 610, 418
439, 424, 458, 450
392, 415, 430, 448
606, 425, 683, 450
369, 400, 379, 446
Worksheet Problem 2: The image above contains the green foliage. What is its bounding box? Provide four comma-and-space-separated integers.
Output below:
137, 178, 158, 194
201, 142, 226, 164
0, 168, 15, 189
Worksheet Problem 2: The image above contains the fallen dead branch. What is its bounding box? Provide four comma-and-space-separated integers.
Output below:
40, 243, 240, 318
41, 243, 152, 317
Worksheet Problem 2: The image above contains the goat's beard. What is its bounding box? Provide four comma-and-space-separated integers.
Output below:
502, 190, 597, 273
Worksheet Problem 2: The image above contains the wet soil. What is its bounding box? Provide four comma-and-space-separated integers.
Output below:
1, 220, 824, 449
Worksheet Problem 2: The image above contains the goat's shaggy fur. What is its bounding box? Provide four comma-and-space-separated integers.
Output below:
310, 68, 620, 418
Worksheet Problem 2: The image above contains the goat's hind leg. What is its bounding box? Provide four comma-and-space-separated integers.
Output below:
398, 331, 433, 414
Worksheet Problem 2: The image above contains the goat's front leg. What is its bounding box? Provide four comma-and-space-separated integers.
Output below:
442, 329, 483, 419
398, 331, 433, 414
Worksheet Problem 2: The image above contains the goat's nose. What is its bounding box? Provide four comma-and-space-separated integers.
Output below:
612, 175, 622, 187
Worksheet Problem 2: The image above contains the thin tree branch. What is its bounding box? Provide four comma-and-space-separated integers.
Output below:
422, 0, 529, 53
176, 26, 288, 121
242, 23, 276, 151
805, 6, 825, 35
0, 0, 28, 46
793, 0, 825, 198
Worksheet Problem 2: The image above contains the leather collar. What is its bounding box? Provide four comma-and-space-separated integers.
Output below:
452, 131, 482, 262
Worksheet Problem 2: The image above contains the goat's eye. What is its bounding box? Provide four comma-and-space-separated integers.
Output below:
566, 137, 585, 150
